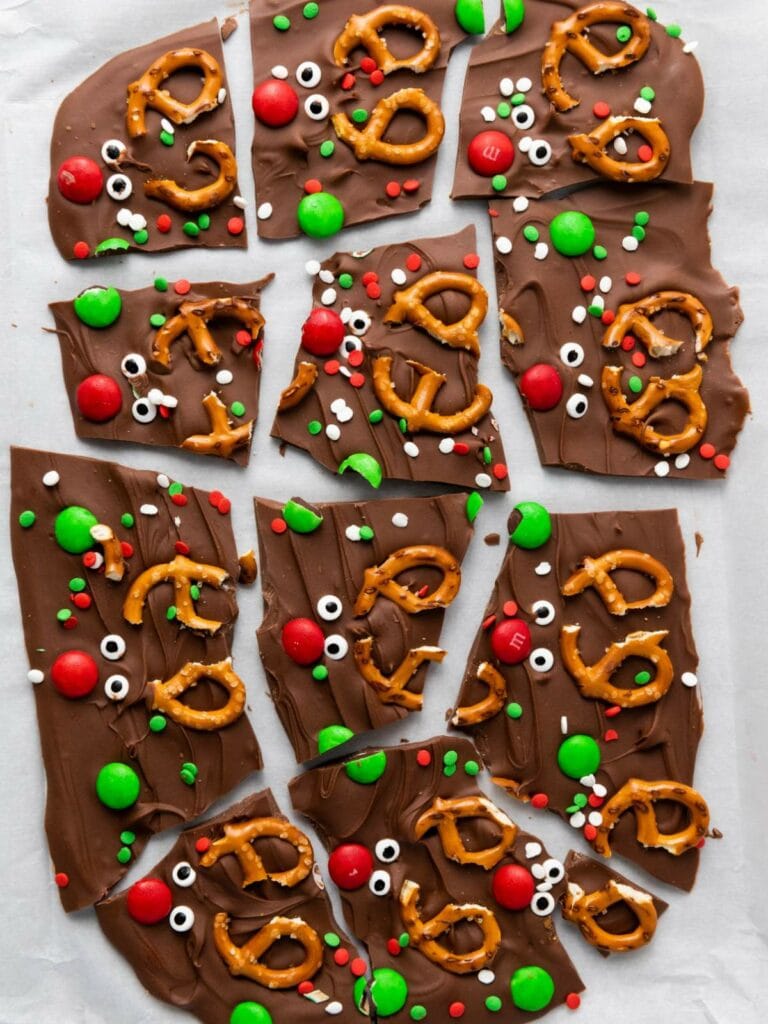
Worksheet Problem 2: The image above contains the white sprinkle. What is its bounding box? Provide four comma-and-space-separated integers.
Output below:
392, 513, 409, 528
217, 87, 227, 104
569, 811, 586, 828
495, 235, 513, 255
634, 97, 653, 115
330, 398, 346, 413
613, 136, 628, 156
338, 366, 352, 378
534, 561, 551, 576
321, 287, 337, 306
140, 504, 159, 516
160, 394, 177, 409
319, 269, 336, 284
588, 811, 604, 826
128, 213, 147, 232
345, 525, 361, 542
577, 373, 594, 388
474, 473, 492, 488
233, 195, 247, 210
561, 716, 569, 735
572, 306, 587, 324
403, 441, 420, 458
42, 471, 60, 487
116, 207, 132, 227
536, 879, 553, 892
256, 202, 273, 220
599, 275, 612, 293
683, 40, 699, 53
438, 438, 455, 454
622, 235, 640, 252
480, 105, 496, 122
531, 863, 546, 879
28, 669, 44, 685
173, 517, 181, 527
524, 842, 542, 859
305, 989, 329, 1004
516, 77, 532, 92
86, 552, 104, 570
147, 388, 165, 406
580, 774, 596, 788
534, 242, 549, 260
590, 294, 605, 312
391, 268, 407, 286
325, 1003, 343, 1016
216, 370, 234, 385
351, 249, 372, 258
340, 307, 352, 324
593, 783, 608, 798
156, 474, 170, 489
499, 76, 514, 97
305, 259, 321, 276
478, 969, 495, 985
675, 453, 691, 469
160, 118, 175, 135
681, 672, 698, 688
336, 407, 353, 423
517, 135, 532, 154
654, 460, 670, 477
512, 196, 529, 213
271, 64, 289, 79
325, 424, 341, 441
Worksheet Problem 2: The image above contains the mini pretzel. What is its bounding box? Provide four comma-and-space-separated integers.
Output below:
451, 662, 507, 726
200, 816, 314, 888
413, 795, 518, 870
542, 2, 651, 112
277, 362, 318, 412
149, 658, 245, 731
385, 271, 488, 354
123, 553, 229, 633
399, 879, 501, 974
353, 545, 461, 616
569, 116, 671, 183
213, 914, 322, 988
500, 310, 524, 346
354, 636, 445, 710
592, 778, 710, 857
182, 392, 253, 459
333, 88, 444, 165
152, 297, 265, 370
603, 292, 714, 359
126, 47, 223, 138
562, 549, 673, 615
372, 357, 492, 433
333, 5, 441, 75
560, 625, 673, 707
144, 139, 237, 212
602, 364, 707, 455
562, 879, 658, 952
89, 523, 125, 582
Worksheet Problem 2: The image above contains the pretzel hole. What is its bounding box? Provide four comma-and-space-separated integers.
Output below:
609, 568, 666, 606
438, 919, 489, 955
391, 563, 448, 599
559, 20, 643, 88
645, 798, 693, 836
155, 65, 214, 107
642, 397, 697, 437
172, 676, 232, 712
455, 815, 507, 854
380, 105, 437, 146
423, 289, 472, 327
246, 835, 309, 879
347, 24, 428, 65
593, 897, 649, 936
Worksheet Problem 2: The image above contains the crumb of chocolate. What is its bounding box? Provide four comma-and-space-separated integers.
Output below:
484, 532, 501, 546
695, 531, 704, 555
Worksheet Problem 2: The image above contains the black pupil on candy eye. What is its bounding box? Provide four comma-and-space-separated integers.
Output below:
106, 641, 118, 653
575, 401, 586, 414
383, 845, 395, 859
177, 866, 190, 879
113, 178, 126, 193
126, 360, 139, 374
301, 69, 313, 82
173, 912, 186, 925
535, 146, 548, 160
567, 350, 578, 363
107, 145, 120, 158
327, 642, 340, 655
310, 101, 323, 114
138, 402, 149, 414
374, 879, 386, 892
110, 680, 122, 693
535, 896, 547, 909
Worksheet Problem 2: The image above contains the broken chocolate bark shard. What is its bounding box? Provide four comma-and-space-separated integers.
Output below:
271, 225, 510, 491
10, 447, 262, 911
249, 0, 470, 239
450, 504, 710, 891
97, 788, 358, 1023
490, 182, 748, 478
50, 276, 272, 464
452, 0, 704, 200
256, 492, 476, 763
290, 735, 584, 1021
49, 19, 247, 260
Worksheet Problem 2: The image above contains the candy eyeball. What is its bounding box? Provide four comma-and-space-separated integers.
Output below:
529, 648, 554, 673
374, 838, 400, 863
341, 335, 363, 357
559, 342, 584, 368
106, 172, 132, 201
530, 891, 555, 916
121, 353, 147, 379
348, 310, 371, 336
169, 906, 195, 932
369, 869, 392, 896
296, 61, 322, 88
100, 634, 127, 661
324, 634, 349, 660
541, 858, 564, 884
171, 862, 197, 888
317, 595, 343, 621
104, 674, 130, 701
305, 94, 330, 121
531, 600, 555, 626
527, 140, 553, 167
512, 104, 535, 130
132, 397, 157, 424
566, 394, 589, 419
101, 139, 126, 165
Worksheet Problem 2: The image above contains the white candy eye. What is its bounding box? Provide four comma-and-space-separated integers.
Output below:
375, 838, 400, 863
532, 600, 555, 626
106, 172, 132, 201
542, 858, 565, 884
348, 310, 371, 336
566, 394, 589, 419
305, 94, 329, 121
512, 104, 535, 130
132, 397, 157, 423
528, 140, 552, 166
100, 634, 126, 661
317, 595, 343, 621
104, 674, 129, 701
341, 335, 363, 357
324, 634, 348, 660
560, 342, 584, 368
369, 869, 391, 896
529, 648, 554, 673
101, 139, 126, 165
121, 353, 147, 378
169, 906, 195, 932
296, 61, 322, 88
531, 891, 555, 916
172, 862, 197, 888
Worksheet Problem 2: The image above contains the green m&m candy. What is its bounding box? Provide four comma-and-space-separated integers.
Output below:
297, 191, 345, 238
54, 505, 98, 553
73, 286, 122, 328
503, 0, 526, 32
96, 762, 140, 810
549, 211, 596, 256
455, 0, 485, 34
509, 501, 551, 549
317, 724, 355, 755
282, 499, 323, 534
230, 1002, 273, 1024
511, 965, 555, 1012
557, 734, 601, 779
338, 452, 383, 489
357, 967, 408, 1017
344, 750, 387, 784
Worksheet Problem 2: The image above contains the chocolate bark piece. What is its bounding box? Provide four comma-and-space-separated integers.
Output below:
250, 0, 470, 240
490, 182, 748, 478
49, 19, 247, 260
450, 505, 709, 891
98, 788, 359, 1023
271, 226, 510, 491
10, 448, 261, 912
50, 276, 272, 464
561, 850, 667, 955
290, 735, 584, 1021
452, 0, 704, 200
256, 492, 476, 763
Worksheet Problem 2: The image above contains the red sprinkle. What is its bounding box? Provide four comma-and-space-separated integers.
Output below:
405, 253, 422, 272
482, 614, 497, 631
601, 310, 615, 325
175, 541, 191, 555
236, 329, 253, 347
304, 178, 322, 194
369, 68, 385, 86
402, 178, 420, 193
604, 729, 619, 742
625, 271, 642, 286
217, 497, 232, 515
631, 351, 646, 368
159, 406, 172, 420
271, 518, 287, 534
334, 948, 350, 966
227, 217, 245, 236
349, 372, 366, 388
488, 207, 499, 217
621, 334, 636, 351
386, 938, 401, 956
416, 748, 432, 767
62, 616, 78, 630
593, 101, 611, 119
449, 1003, 465, 1019
637, 144, 654, 162
588, 793, 604, 808
492, 463, 508, 480
156, 213, 172, 233
298, 981, 315, 995
452, 442, 470, 455
531, 793, 549, 809
54, 872, 70, 888
360, 57, 377, 74
699, 442, 716, 460
463, 253, 480, 269
366, 283, 382, 300
697, 838, 706, 849
362, 271, 379, 286
341, 73, 356, 90
580, 274, 596, 292
502, 600, 518, 617
120, 542, 134, 558
72, 593, 92, 610
195, 837, 212, 853
209, 491, 224, 507
350, 958, 367, 977
324, 359, 341, 375
714, 453, 730, 471
583, 824, 598, 842
605, 705, 621, 717
171, 493, 187, 507
566, 993, 582, 1010
385, 181, 401, 199
73, 241, 90, 260
347, 349, 364, 368
417, 585, 430, 598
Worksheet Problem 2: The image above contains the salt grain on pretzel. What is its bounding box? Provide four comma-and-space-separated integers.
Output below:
332, 87, 445, 165
601, 363, 707, 454
602, 291, 714, 358
592, 778, 710, 857
144, 139, 237, 212
560, 625, 673, 707
126, 47, 224, 138
149, 658, 246, 731
333, 5, 441, 75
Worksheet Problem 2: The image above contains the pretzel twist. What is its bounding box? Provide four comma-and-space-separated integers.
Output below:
354, 636, 445, 710
542, 2, 651, 112
126, 47, 224, 138
149, 658, 245, 731
385, 271, 488, 354
372, 357, 492, 434
200, 816, 314, 888
152, 297, 264, 370
603, 291, 714, 358
144, 139, 237, 212
333, 88, 444, 165
562, 549, 673, 615
569, 116, 671, 182
601, 364, 707, 455
353, 545, 461, 616
451, 662, 507, 726
500, 310, 525, 346
182, 392, 253, 459
560, 625, 673, 707
277, 362, 318, 412
562, 879, 658, 952
333, 5, 441, 74
399, 879, 501, 974
213, 914, 322, 988
592, 778, 710, 857
414, 795, 518, 870
89, 523, 126, 581
123, 553, 229, 633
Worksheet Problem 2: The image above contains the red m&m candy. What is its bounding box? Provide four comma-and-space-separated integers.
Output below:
328, 843, 374, 890
252, 79, 299, 127
492, 863, 535, 910
50, 650, 99, 699
491, 618, 531, 665
519, 364, 563, 411
301, 308, 345, 356
467, 131, 515, 177
57, 156, 104, 204
126, 877, 173, 925
76, 374, 123, 422
281, 618, 325, 665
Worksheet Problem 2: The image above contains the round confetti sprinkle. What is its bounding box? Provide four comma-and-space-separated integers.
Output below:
506, 702, 523, 719
416, 748, 432, 767
485, 995, 503, 1012
96, 762, 141, 810
18, 509, 36, 528
557, 735, 601, 779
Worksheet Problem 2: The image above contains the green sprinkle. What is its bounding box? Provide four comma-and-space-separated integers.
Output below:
523, 224, 540, 243
632, 225, 646, 241
628, 375, 644, 394
573, 792, 588, 808
491, 174, 508, 192
154, 277, 168, 292
443, 764, 457, 778
398, 933, 409, 948
398, 417, 408, 434
231, 401, 246, 417
646, 7, 658, 19
149, 313, 166, 328
324, 932, 341, 948
566, 803, 581, 814
121, 512, 135, 528
120, 830, 136, 845
95, 237, 130, 254
320, 139, 336, 158
593, 244, 608, 260
312, 665, 329, 682
482, 445, 492, 465
56, 608, 72, 623
18, 510, 35, 528
464, 759, 480, 776
303, 1, 320, 17
308, 420, 322, 435
338, 273, 354, 289
133, 229, 149, 245
635, 211, 650, 226
168, 481, 183, 497
506, 701, 523, 719
166, 605, 177, 621
640, 86, 656, 102
180, 762, 198, 786
410, 1008, 427, 1022
351, 108, 369, 124
359, 525, 375, 541
666, 23, 682, 37
273, 14, 291, 30
69, 577, 86, 593
368, 409, 383, 424
116, 846, 132, 864
466, 491, 483, 524
198, 213, 211, 230
149, 715, 167, 733
496, 101, 511, 118
588, 304, 604, 317
486, 995, 503, 1012
616, 24, 632, 42
443, 750, 458, 767
510, 92, 526, 106
159, 130, 174, 147
183, 222, 200, 238
635, 670, 652, 685
190, 585, 201, 601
